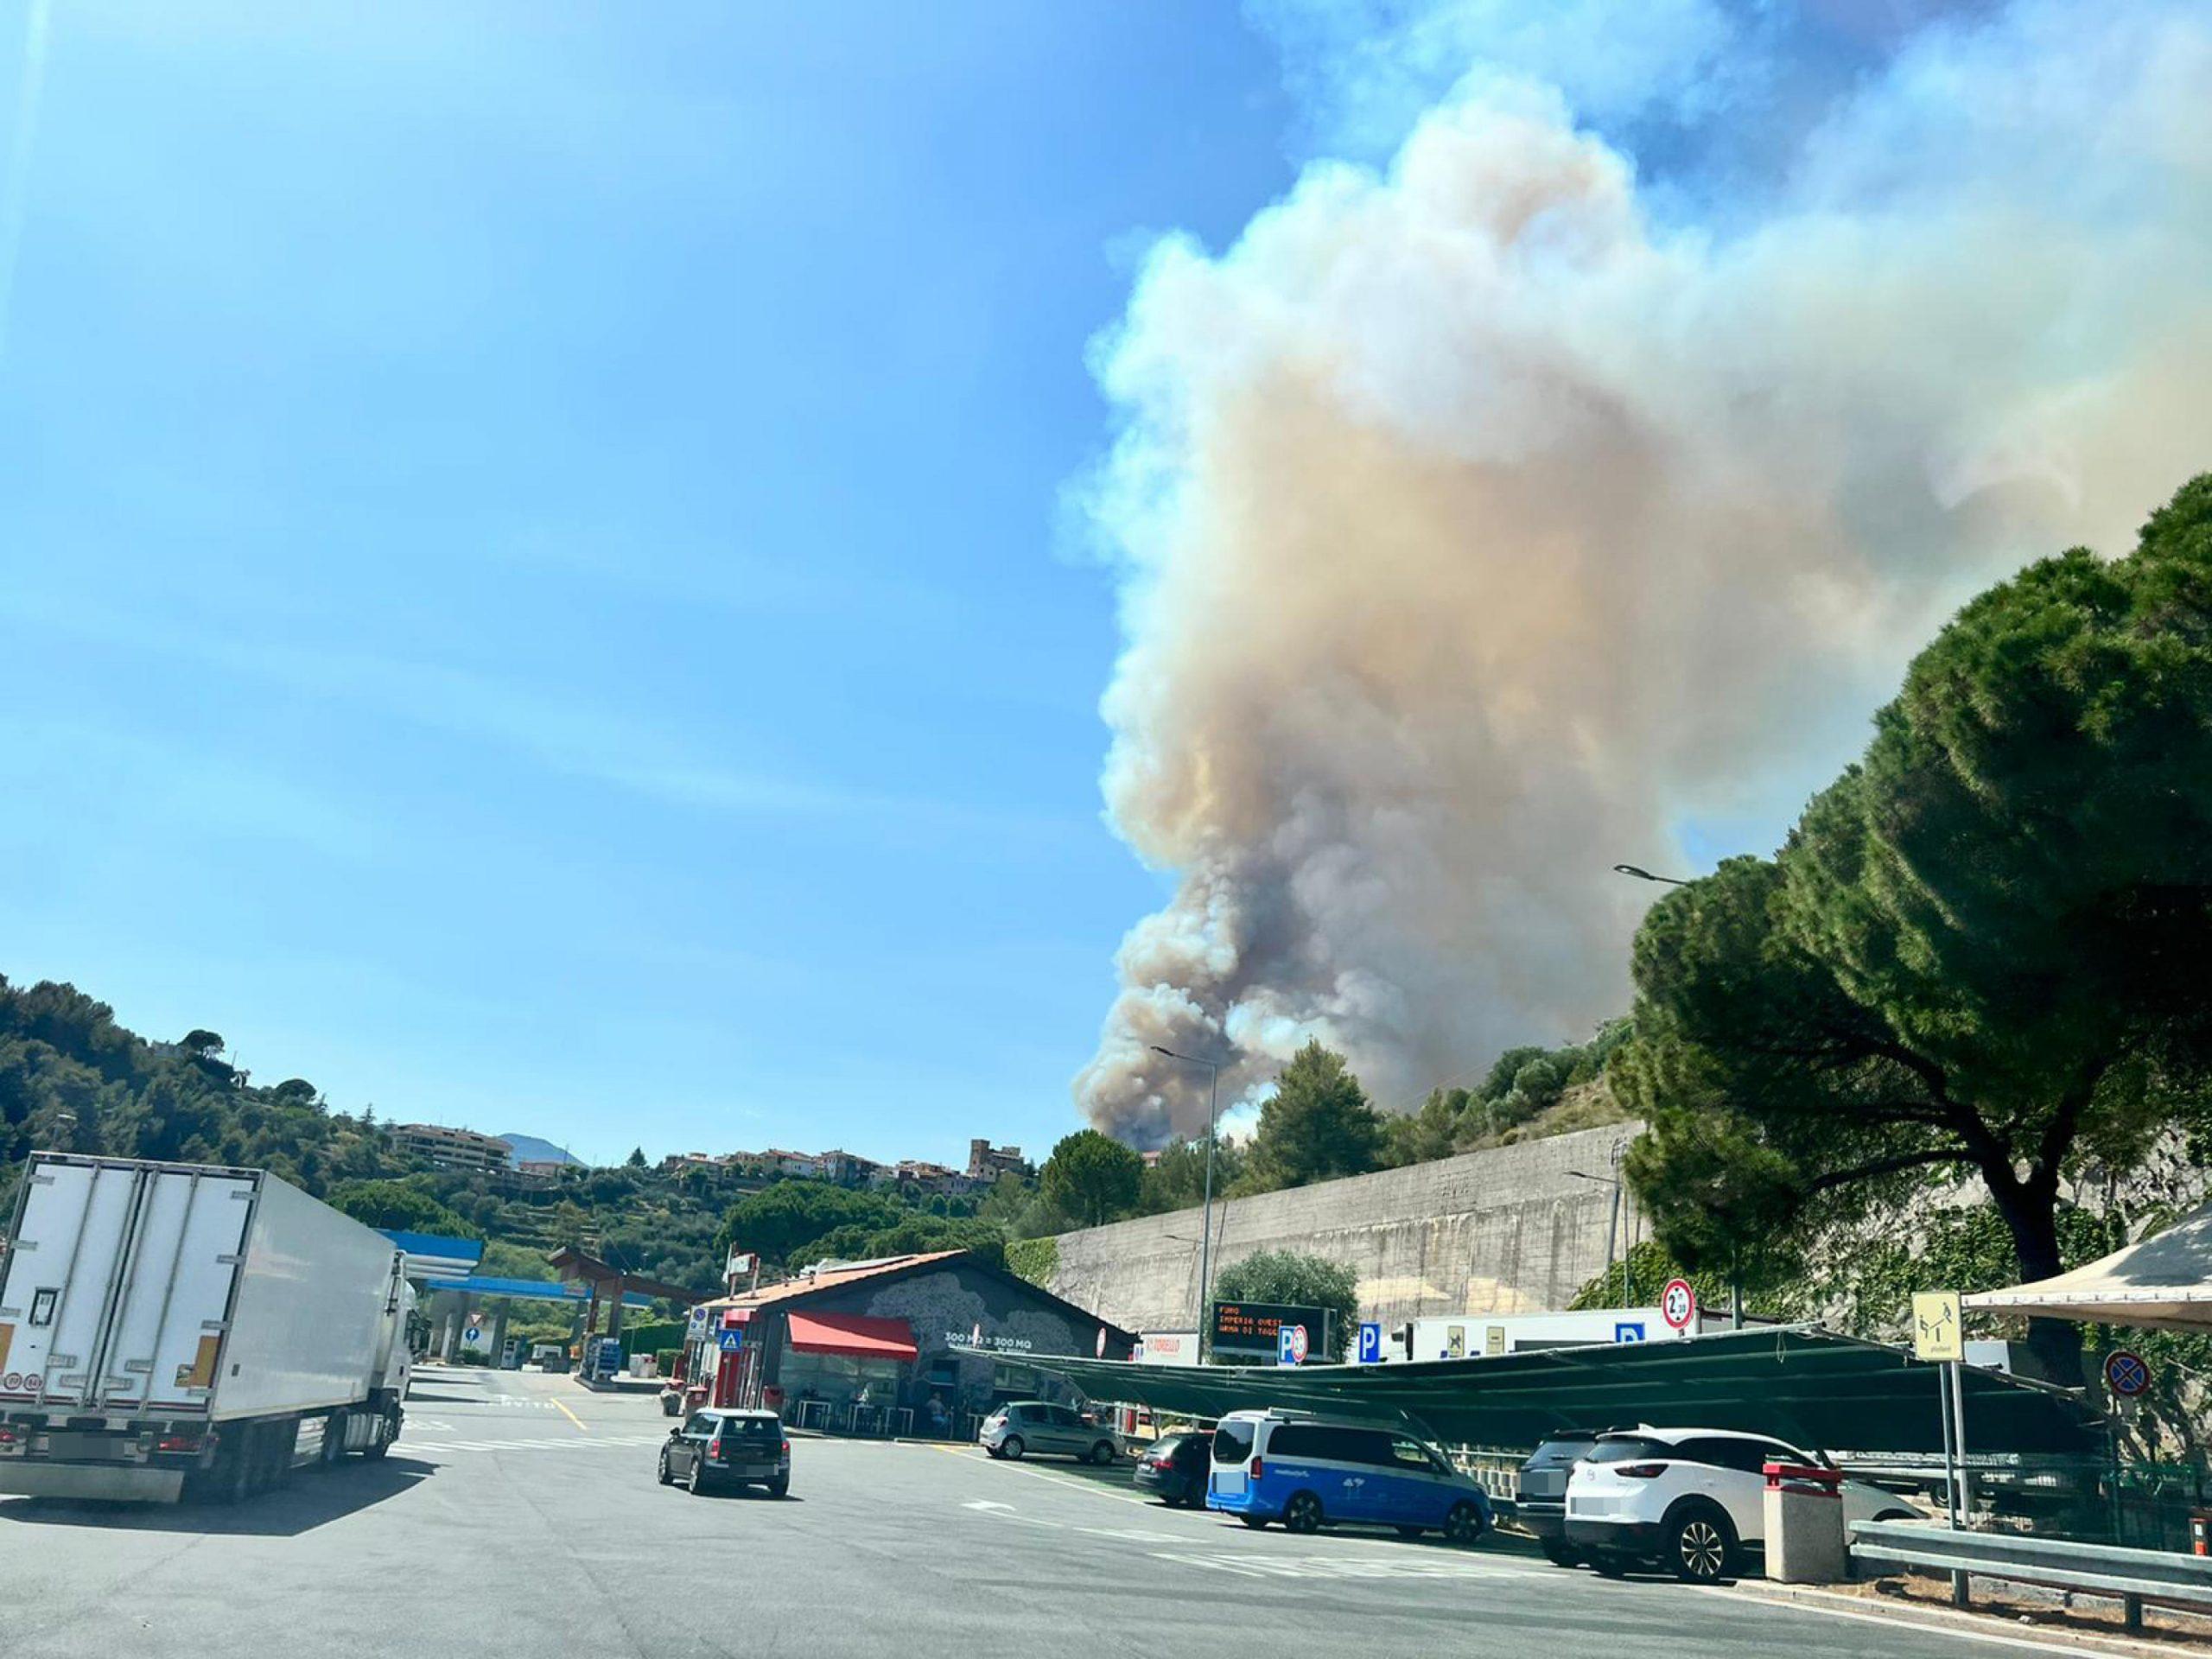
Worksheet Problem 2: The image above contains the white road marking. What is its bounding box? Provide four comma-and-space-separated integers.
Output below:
406, 1433, 670, 1455
1148, 1550, 1535, 1582
1694, 1586, 2138, 1656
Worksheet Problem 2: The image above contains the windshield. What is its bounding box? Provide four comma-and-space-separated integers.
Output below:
1524, 1436, 1598, 1469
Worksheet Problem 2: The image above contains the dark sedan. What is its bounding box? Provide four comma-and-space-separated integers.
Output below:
1516, 1429, 1599, 1565
1132, 1430, 1211, 1507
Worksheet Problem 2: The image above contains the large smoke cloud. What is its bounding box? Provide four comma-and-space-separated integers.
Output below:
1073, 0, 2212, 1144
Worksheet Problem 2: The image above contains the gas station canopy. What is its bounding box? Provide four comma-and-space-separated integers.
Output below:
1001, 1326, 2105, 1457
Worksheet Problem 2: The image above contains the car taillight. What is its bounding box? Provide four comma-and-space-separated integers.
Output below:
0, 1427, 20, 1446
708, 1437, 724, 1459
1616, 1462, 1667, 1478
156, 1432, 205, 1453
1249, 1456, 1264, 1480
780, 1440, 790, 1456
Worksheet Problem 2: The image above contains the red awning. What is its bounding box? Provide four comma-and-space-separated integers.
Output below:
785, 1311, 918, 1361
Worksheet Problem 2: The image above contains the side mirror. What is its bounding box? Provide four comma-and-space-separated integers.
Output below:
668, 1426, 684, 1439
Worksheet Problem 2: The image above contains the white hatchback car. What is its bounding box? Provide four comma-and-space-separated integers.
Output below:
1564, 1426, 1918, 1582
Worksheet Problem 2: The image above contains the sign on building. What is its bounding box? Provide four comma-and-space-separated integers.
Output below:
1136, 1331, 1202, 1368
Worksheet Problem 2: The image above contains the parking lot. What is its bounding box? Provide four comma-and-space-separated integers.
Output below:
0, 1366, 2121, 1659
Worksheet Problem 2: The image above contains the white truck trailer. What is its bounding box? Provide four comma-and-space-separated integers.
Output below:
0, 1152, 414, 1502
1368, 1306, 1741, 1363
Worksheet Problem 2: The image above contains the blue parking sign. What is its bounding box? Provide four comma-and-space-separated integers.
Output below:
1357, 1322, 1382, 1364
1614, 1321, 1646, 1343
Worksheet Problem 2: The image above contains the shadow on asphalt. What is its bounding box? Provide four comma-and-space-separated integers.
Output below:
403, 1389, 497, 1403
0, 1457, 435, 1536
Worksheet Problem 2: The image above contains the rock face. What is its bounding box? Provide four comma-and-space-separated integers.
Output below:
1045, 1122, 1645, 1334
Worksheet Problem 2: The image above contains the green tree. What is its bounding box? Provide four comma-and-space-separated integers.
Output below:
180, 1028, 226, 1058
327, 1178, 477, 1237
1039, 1128, 1143, 1229
1237, 1041, 1382, 1194
1136, 1133, 1245, 1213
1619, 476, 2212, 1385
715, 1180, 901, 1266
1209, 1249, 1359, 1360
1380, 1087, 1464, 1167
626, 1146, 647, 1169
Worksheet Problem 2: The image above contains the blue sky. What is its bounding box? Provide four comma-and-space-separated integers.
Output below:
0, 3, 1299, 1165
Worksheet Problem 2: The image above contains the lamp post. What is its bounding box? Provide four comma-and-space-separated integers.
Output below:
1150, 1045, 1224, 1344
1568, 1152, 1634, 1306
1611, 863, 1690, 886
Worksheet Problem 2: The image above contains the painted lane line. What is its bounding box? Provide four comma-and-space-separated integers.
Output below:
553, 1398, 588, 1431
1694, 1586, 2149, 1658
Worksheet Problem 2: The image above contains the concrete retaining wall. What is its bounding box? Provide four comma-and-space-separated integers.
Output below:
1045, 1122, 1645, 1334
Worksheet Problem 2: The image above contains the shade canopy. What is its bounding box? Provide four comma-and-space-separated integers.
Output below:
786, 1311, 918, 1361
1965, 1202, 2212, 1332
987, 1327, 2103, 1458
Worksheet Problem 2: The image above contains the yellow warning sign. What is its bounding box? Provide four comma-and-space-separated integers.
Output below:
1911, 1291, 1962, 1362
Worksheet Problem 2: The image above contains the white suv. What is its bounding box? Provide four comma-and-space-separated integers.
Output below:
1564, 1427, 1917, 1582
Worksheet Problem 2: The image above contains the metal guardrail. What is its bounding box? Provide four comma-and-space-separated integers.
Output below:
1850, 1518, 2212, 1631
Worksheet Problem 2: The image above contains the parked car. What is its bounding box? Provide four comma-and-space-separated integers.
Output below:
1205, 1410, 1492, 1542
980, 1402, 1121, 1464
1564, 1427, 1919, 1582
659, 1408, 791, 1497
1132, 1430, 1211, 1507
1515, 1429, 1600, 1566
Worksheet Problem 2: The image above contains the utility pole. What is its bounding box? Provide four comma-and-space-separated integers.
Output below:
1151, 1046, 1224, 1348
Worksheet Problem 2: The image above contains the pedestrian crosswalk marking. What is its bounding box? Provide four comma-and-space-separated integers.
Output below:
405, 1433, 668, 1455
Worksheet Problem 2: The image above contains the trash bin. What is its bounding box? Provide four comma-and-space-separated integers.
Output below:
1764, 1460, 1848, 1583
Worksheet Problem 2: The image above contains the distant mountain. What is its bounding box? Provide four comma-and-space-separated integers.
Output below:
499, 1133, 586, 1167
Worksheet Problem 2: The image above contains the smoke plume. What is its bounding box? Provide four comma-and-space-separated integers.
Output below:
1073, 0, 2212, 1144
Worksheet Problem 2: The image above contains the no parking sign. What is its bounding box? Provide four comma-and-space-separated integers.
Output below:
2106, 1350, 2151, 1399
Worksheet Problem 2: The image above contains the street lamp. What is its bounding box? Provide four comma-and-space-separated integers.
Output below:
1612, 863, 1690, 886
1567, 1154, 1633, 1306
1150, 1045, 1225, 1343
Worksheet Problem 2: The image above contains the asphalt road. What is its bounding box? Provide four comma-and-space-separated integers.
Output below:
0, 1368, 2061, 1658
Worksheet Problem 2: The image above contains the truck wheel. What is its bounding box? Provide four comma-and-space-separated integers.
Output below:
363, 1408, 397, 1461
323, 1410, 349, 1464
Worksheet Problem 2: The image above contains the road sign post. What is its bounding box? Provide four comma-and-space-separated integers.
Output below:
1913, 1292, 1967, 1532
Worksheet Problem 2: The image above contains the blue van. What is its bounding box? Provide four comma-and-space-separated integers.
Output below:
1206, 1409, 1493, 1542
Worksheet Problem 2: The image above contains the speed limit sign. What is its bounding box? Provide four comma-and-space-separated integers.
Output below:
1661, 1278, 1697, 1331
